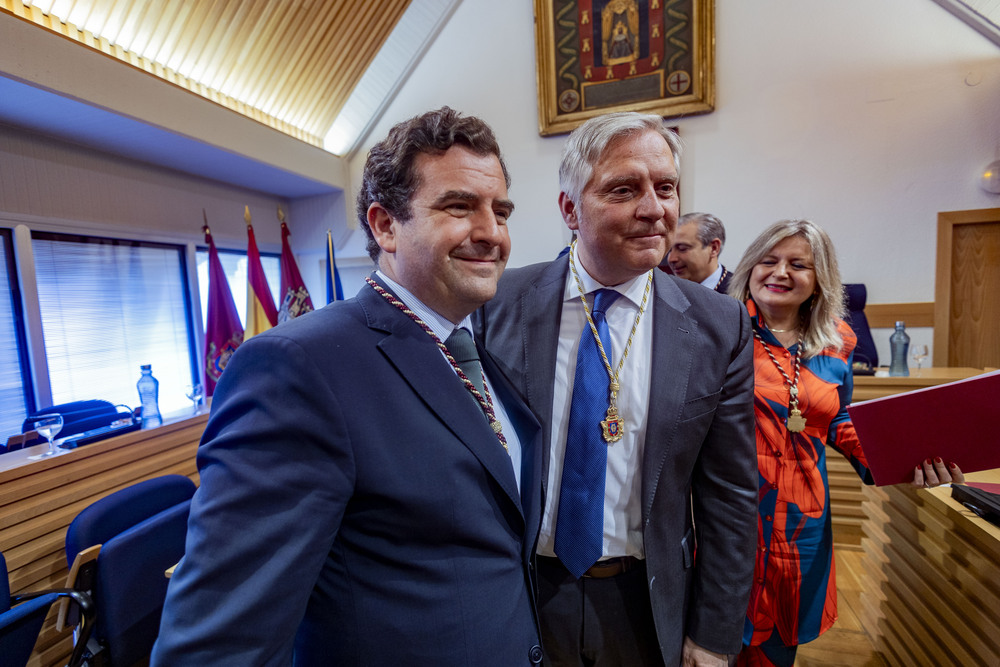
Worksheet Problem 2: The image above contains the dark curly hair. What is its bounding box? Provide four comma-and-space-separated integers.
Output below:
356, 107, 510, 262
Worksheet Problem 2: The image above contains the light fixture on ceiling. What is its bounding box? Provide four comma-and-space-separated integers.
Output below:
981, 159, 1000, 194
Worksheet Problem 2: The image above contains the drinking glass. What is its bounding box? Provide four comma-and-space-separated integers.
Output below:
33, 414, 64, 457
185, 383, 205, 413
910, 344, 929, 370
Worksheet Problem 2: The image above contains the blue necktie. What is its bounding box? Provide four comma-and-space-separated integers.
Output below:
555, 288, 621, 578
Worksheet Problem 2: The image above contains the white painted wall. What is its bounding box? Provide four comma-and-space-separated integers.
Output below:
2, 2, 997, 367
347, 0, 1000, 366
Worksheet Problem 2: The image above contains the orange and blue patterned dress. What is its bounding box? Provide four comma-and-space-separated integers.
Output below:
743, 300, 873, 650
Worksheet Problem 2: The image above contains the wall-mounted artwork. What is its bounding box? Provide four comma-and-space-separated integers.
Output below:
534, 0, 715, 136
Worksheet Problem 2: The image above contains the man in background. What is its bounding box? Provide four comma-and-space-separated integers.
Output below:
476, 113, 757, 666
153, 107, 543, 666
663, 212, 731, 293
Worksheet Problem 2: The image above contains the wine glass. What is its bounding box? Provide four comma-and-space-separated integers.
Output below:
33, 414, 64, 457
184, 383, 205, 413
910, 344, 929, 371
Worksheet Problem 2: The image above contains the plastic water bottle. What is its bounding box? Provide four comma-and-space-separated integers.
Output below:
137, 364, 162, 428
888, 321, 910, 377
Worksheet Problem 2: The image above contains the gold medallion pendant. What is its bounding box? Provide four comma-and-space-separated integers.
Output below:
601, 407, 625, 443
787, 408, 806, 433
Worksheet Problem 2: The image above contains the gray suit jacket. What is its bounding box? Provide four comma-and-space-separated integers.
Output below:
474, 256, 756, 663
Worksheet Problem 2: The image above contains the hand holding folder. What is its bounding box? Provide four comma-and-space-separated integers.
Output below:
847, 370, 1000, 486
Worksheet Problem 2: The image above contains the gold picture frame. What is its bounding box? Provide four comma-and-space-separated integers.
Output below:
534, 0, 715, 136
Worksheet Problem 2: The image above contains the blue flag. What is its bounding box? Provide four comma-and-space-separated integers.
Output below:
326, 229, 344, 304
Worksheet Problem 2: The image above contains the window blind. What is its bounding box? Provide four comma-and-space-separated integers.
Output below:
0, 230, 31, 439
32, 233, 197, 416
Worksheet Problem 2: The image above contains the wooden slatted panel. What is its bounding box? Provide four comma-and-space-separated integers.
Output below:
1, 0, 414, 146
860, 477, 1000, 666
0, 414, 206, 667
826, 454, 865, 546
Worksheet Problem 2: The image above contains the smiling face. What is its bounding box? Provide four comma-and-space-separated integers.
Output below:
561, 129, 679, 286
749, 235, 818, 323
367, 145, 513, 323
667, 223, 719, 283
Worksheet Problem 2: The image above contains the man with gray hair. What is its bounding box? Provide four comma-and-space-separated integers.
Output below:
476, 112, 756, 666
664, 212, 731, 293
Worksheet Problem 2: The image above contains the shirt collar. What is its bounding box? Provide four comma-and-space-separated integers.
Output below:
375, 270, 470, 341
562, 256, 653, 308
700, 263, 724, 288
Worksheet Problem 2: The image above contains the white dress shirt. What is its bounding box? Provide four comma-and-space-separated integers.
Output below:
537, 264, 654, 559
376, 272, 521, 489
700, 263, 723, 289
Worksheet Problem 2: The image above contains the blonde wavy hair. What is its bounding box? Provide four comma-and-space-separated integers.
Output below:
728, 219, 846, 359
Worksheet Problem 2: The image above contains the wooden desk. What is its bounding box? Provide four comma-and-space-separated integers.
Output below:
828, 367, 984, 546
852, 366, 984, 401
0, 412, 206, 667
859, 470, 1000, 664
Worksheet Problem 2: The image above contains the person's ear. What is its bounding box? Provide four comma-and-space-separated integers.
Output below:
558, 192, 582, 231
367, 203, 397, 255
709, 238, 722, 259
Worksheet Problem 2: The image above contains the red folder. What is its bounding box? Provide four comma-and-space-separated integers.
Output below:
847, 370, 1000, 486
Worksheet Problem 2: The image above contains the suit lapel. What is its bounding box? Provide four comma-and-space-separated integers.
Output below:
481, 348, 543, 559
642, 273, 696, 521
359, 281, 524, 519
518, 259, 568, 486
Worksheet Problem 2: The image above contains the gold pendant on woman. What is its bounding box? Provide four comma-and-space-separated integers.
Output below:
754, 328, 807, 433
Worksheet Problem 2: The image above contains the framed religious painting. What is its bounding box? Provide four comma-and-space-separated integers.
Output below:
534, 0, 715, 136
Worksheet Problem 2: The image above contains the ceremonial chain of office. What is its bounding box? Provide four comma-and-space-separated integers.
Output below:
568, 239, 652, 444
753, 327, 807, 433
365, 276, 508, 452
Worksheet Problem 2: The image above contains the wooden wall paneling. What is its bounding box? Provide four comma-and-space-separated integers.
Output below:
826, 455, 865, 546
863, 301, 935, 329
860, 473, 1000, 666
935, 208, 1000, 368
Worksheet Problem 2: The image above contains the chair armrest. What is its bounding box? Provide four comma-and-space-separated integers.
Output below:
57, 544, 101, 631
12, 589, 94, 667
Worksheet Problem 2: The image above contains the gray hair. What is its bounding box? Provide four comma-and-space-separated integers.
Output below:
678, 212, 726, 251
728, 219, 846, 358
559, 112, 682, 204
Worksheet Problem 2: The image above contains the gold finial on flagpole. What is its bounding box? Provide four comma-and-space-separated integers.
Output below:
277, 206, 286, 224
244, 205, 252, 227
203, 209, 210, 234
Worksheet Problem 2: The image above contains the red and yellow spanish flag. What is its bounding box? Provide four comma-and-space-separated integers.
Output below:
244, 206, 278, 339
203, 218, 244, 396
277, 208, 314, 322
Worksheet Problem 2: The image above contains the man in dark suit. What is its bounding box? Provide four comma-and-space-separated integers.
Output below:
475, 113, 756, 666
662, 212, 732, 293
153, 107, 544, 666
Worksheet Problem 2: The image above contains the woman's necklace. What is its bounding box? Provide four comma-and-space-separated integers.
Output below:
568, 240, 651, 444
753, 327, 806, 433
767, 326, 798, 333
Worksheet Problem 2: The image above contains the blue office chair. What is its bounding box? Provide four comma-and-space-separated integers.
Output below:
844, 283, 879, 371
1, 551, 93, 667
63, 475, 196, 667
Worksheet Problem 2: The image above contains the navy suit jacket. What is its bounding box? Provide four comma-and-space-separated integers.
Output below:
153, 278, 543, 666
474, 257, 757, 663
